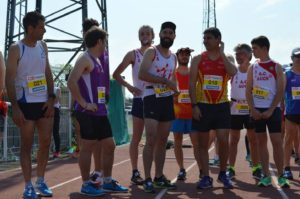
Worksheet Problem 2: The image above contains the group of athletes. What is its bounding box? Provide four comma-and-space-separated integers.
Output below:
113, 18, 300, 194
2, 10, 300, 198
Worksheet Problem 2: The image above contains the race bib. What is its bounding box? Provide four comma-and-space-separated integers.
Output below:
27, 74, 47, 94
154, 85, 173, 98
97, 87, 105, 104
292, 87, 300, 100
253, 87, 269, 99
178, 89, 191, 103
236, 103, 250, 114
203, 75, 223, 91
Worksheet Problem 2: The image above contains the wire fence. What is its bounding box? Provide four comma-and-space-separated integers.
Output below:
0, 87, 72, 162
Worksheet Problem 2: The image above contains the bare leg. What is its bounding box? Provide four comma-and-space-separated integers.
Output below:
20, 121, 35, 183
247, 129, 260, 166
154, 121, 172, 178
173, 133, 184, 169
130, 116, 144, 170
228, 129, 240, 167
216, 129, 230, 172
36, 117, 53, 178
101, 137, 116, 177
256, 133, 270, 176
143, 119, 158, 179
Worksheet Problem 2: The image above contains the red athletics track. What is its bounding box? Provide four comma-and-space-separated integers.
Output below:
0, 132, 300, 199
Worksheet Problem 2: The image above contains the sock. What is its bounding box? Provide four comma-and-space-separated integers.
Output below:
104, 176, 112, 184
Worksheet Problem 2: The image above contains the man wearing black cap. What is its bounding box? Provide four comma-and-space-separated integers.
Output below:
138, 21, 178, 193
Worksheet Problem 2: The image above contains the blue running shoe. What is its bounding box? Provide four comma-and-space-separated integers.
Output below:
283, 168, 293, 180
103, 179, 128, 193
197, 176, 213, 189
35, 182, 52, 197
143, 178, 155, 193
80, 182, 105, 196
23, 186, 38, 199
218, 172, 233, 189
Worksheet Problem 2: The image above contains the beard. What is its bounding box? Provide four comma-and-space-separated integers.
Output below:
160, 38, 174, 48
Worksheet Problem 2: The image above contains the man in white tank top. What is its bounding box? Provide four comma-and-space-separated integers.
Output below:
227, 44, 261, 180
138, 21, 178, 193
246, 36, 289, 188
113, 25, 154, 185
6, 11, 55, 199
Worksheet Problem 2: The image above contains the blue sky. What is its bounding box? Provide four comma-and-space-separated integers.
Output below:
0, 0, 299, 96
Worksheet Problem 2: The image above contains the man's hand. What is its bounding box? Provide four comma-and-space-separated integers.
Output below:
43, 99, 55, 117
166, 79, 179, 94
262, 108, 274, 119
128, 85, 142, 97
192, 105, 202, 121
251, 108, 262, 120
85, 103, 98, 112
12, 105, 26, 127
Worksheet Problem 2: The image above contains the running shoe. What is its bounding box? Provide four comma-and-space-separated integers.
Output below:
278, 176, 290, 188
23, 185, 38, 199
35, 182, 53, 197
103, 179, 128, 192
177, 169, 186, 181
153, 175, 176, 190
89, 171, 103, 187
143, 178, 155, 193
218, 172, 233, 189
257, 176, 272, 187
80, 182, 105, 196
282, 168, 293, 180
226, 166, 235, 179
197, 176, 213, 189
131, 170, 144, 185
252, 165, 263, 180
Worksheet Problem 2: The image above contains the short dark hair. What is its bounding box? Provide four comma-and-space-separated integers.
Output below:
203, 27, 221, 39
234, 43, 252, 60
82, 18, 99, 33
251, 36, 270, 51
23, 11, 45, 33
84, 27, 107, 48
139, 25, 155, 40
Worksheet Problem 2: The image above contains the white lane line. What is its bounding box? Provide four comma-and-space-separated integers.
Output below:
269, 166, 289, 199
50, 136, 191, 189
50, 155, 141, 190
155, 146, 215, 199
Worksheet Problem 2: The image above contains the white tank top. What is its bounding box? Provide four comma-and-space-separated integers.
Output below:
15, 41, 48, 103
143, 47, 176, 97
230, 70, 249, 115
252, 60, 279, 108
132, 49, 144, 98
